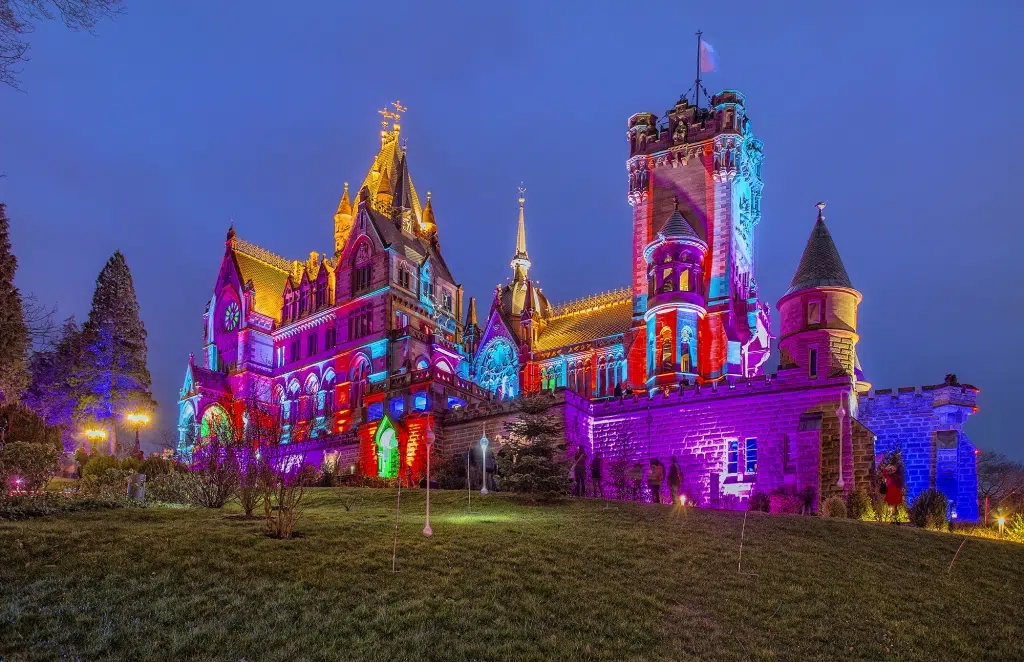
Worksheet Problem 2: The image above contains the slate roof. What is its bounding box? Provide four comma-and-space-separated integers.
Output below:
786, 216, 853, 295
660, 208, 704, 243
367, 209, 455, 284
535, 289, 632, 351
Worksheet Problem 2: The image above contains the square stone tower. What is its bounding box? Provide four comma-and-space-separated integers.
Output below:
626, 92, 770, 383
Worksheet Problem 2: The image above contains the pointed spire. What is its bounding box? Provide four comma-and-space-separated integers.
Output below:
421, 191, 436, 231
466, 296, 478, 327
522, 279, 536, 317
660, 196, 704, 243
511, 183, 531, 282
785, 201, 854, 295
336, 182, 352, 216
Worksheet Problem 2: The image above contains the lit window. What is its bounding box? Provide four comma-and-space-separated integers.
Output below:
679, 269, 689, 292
745, 438, 757, 474
727, 440, 739, 474
390, 398, 404, 417
367, 402, 383, 420
413, 393, 428, 411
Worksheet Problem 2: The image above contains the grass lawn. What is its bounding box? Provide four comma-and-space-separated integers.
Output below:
1, 488, 1021, 661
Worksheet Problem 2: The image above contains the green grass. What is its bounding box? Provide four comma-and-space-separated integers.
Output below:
1, 489, 1022, 661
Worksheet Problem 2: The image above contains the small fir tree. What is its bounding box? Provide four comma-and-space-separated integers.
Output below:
72, 252, 155, 453
497, 394, 570, 500
0, 204, 30, 405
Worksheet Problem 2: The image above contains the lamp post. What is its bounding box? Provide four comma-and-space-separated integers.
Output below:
84, 428, 107, 454
424, 428, 435, 537
480, 430, 489, 496
125, 412, 150, 459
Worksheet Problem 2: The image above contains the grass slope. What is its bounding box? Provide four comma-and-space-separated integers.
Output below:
1, 488, 1021, 661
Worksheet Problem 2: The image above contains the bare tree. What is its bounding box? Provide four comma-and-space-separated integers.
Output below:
1, 0, 124, 89
978, 451, 1024, 513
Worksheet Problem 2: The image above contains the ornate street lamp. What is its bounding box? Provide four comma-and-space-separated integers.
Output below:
424, 428, 435, 537
480, 429, 489, 496
84, 428, 108, 452
125, 412, 151, 459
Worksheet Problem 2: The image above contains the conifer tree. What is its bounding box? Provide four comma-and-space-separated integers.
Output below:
25, 316, 83, 441
72, 251, 155, 453
0, 204, 30, 405
497, 394, 570, 500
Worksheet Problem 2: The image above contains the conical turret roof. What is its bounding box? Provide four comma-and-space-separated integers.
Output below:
660, 199, 703, 243
786, 202, 853, 295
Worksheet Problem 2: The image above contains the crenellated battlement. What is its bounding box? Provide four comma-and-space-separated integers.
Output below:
567, 372, 853, 417
442, 391, 567, 424
627, 91, 750, 158
863, 380, 979, 410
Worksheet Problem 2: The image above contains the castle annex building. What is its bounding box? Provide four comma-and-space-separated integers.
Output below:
179, 93, 980, 519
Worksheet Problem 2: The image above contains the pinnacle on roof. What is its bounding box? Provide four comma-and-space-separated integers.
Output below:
376, 168, 393, 197
421, 191, 436, 229
522, 278, 536, 316
660, 197, 703, 243
785, 202, 854, 295
466, 296, 477, 327
511, 184, 531, 282
336, 182, 352, 216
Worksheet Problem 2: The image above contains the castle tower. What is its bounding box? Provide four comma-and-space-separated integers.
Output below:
626, 91, 769, 385
777, 202, 867, 391
643, 200, 707, 386
333, 182, 353, 256
498, 186, 550, 340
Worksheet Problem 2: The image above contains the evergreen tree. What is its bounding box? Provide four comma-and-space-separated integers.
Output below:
497, 394, 570, 500
72, 251, 155, 454
24, 316, 83, 447
0, 204, 30, 405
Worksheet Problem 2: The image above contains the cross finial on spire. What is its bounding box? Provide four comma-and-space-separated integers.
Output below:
518, 182, 526, 207
816, 201, 826, 222
674, 196, 680, 211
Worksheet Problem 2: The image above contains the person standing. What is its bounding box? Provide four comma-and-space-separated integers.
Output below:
590, 451, 603, 498
629, 461, 644, 501
573, 446, 587, 497
667, 456, 682, 505
648, 459, 665, 504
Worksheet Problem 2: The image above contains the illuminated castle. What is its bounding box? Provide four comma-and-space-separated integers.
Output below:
179, 94, 980, 519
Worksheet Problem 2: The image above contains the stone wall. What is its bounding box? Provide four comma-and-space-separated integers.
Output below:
857, 383, 979, 521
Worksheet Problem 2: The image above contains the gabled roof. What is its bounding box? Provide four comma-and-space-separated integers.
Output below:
786, 204, 853, 295
233, 238, 291, 322
535, 288, 632, 351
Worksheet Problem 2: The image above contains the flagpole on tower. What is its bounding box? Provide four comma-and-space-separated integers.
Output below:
695, 30, 703, 109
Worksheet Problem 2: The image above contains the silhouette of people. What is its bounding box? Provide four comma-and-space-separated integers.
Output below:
629, 462, 644, 501
667, 456, 682, 505
648, 459, 665, 504
590, 452, 603, 498
614, 382, 623, 398
573, 446, 587, 497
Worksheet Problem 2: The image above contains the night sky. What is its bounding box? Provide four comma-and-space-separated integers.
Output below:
1, 1, 1020, 458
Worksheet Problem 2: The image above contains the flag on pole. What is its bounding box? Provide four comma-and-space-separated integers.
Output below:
699, 39, 717, 73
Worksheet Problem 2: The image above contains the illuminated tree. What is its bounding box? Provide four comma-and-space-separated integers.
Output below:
497, 394, 569, 499
0, 0, 124, 89
0, 203, 29, 405
24, 316, 83, 442
71, 251, 155, 453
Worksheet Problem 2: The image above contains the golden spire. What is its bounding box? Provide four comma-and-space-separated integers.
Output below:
337, 182, 352, 216
334, 181, 354, 256
511, 183, 531, 282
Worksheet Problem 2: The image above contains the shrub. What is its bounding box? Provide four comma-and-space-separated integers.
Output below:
236, 459, 264, 517
318, 453, 339, 487
846, 489, 872, 521
0, 440, 62, 491
748, 492, 770, 513
148, 471, 195, 504
769, 493, 802, 514
821, 495, 847, 518
1007, 513, 1024, 543
81, 454, 122, 478
909, 489, 949, 530
140, 455, 181, 478
434, 450, 467, 490
79, 468, 134, 501
0, 492, 129, 520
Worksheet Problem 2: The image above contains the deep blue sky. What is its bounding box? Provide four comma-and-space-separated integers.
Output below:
1, 1, 1020, 458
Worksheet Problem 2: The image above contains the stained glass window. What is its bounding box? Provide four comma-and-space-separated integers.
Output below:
474, 337, 520, 399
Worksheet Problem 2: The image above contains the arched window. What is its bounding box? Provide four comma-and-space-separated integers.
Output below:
660, 326, 674, 372
374, 415, 399, 478
322, 369, 336, 416
415, 357, 430, 371
350, 355, 370, 408
584, 360, 593, 397
177, 405, 198, 459
200, 404, 231, 444
473, 337, 520, 399
435, 360, 452, 373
